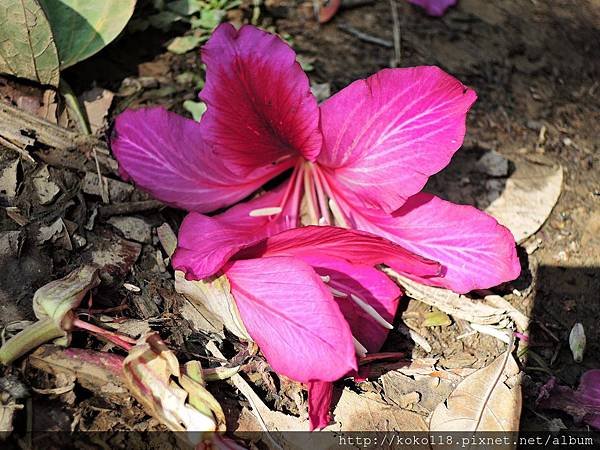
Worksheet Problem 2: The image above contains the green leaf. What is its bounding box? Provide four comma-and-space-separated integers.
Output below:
0, 0, 60, 86
166, 0, 200, 16
191, 9, 224, 30
183, 100, 206, 121
147, 10, 182, 30
167, 35, 202, 54
39, 0, 136, 68
422, 310, 452, 328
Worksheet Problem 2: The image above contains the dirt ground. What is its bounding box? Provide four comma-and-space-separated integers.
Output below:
1, 0, 599, 442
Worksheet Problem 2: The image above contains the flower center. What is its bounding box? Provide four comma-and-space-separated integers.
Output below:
248, 160, 352, 228
297, 161, 350, 227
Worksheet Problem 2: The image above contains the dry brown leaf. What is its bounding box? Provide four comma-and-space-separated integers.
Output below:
175, 271, 250, 340
0, 158, 19, 203
28, 345, 128, 403
329, 389, 428, 431
429, 345, 522, 434
485, 157, 563, 243
123, 333, 224, 443
32, 165, 60, 205
80, 87, 115, 134
388, 271, 529, 333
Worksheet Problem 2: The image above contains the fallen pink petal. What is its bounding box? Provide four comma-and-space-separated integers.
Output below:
538, 370, 600, 430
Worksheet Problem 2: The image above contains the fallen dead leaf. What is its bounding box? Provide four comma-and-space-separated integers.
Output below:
0, 158, 19, 203
175, 271, 250, 340
382, 370, 455, 413
107, 216, 152, 243
80, 87, 115, 134
82, 171, 134, 203
329, 389, 428, 431
32, 165, 60, 205
84, 234, 142, 285
429, 341, 522, 434
388, 271, 529, 333
485, 156, 563, 243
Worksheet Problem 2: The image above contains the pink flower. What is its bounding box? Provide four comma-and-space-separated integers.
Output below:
408, 0, 457, 16
112, 23, 519, 295
111, 24, 520, 428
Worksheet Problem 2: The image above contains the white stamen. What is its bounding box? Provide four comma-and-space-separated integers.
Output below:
318, 217, 327, 225
329, 286, 348, 298
353, 336, 368, 357
328, 198, 349, 228
248, 206, 283, 217
320, 275, 331, 283
350, 294, 394, 330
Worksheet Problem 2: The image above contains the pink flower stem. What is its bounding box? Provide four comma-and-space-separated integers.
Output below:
71, 317, 135, 351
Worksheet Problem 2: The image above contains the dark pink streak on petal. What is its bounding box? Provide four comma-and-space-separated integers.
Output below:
408, 0, 457, 16
172, 183, 294, 280
225, 257, 357, 383
307, 381, 334, 430
111, 107, 291, 213
240, 226, 442, 278
319, 66, 476, 213
302, 256, 401, 352
351, 193, 521, 293
200, 24, 321, 173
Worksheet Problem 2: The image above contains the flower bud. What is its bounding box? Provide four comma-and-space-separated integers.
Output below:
569, 322, 586, 363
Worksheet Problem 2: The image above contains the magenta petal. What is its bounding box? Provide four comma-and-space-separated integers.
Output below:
319, 66, 476, 213
241, 225, 442, 278
111, 107, 290, 212
225, 257, 356, 382
538, 370, 600, 430
303, 256, 401, 353
200, 24, 321, 172
307, 381, 333, 430
408, 0, 457, 16
172, 183, 293, 279
352, 193, 521, 293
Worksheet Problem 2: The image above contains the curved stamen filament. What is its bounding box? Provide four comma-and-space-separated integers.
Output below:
303, 165, 320, 225
317, 171, 350, 228
312, 166, 332, 225
321, 275, 395, 330
350, 294, 394, 330
353, 336, 368, 357
249, 206, 283, 217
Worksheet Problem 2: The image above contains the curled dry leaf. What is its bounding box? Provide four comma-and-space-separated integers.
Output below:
175, 270, 251, 340
485, 156, 563, 243
430, 341, 522, 433
123, 332, 225, 443
388, 271, 529, 333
